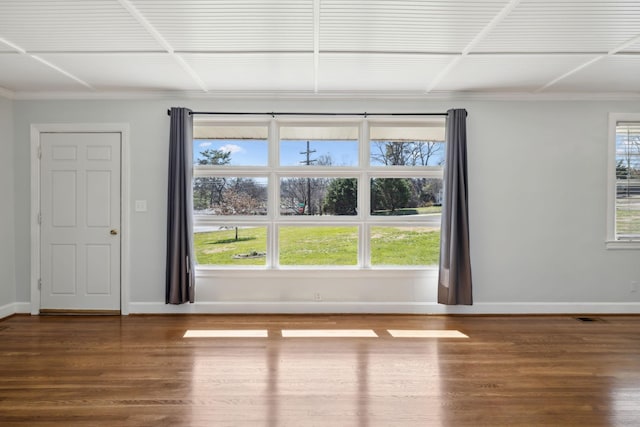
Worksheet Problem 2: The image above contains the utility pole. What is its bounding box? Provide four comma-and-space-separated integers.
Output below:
300, 141, 317, 214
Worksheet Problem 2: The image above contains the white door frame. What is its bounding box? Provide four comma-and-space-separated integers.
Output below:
30, 123, 130, 315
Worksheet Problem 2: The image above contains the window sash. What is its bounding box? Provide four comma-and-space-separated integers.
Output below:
607, 114, 640, 247
193, 118, 446, 266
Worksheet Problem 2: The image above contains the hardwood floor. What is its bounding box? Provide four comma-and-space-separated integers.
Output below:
1, 314, 639, 426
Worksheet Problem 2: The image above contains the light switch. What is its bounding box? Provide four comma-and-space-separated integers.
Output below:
135, 200, 147, 212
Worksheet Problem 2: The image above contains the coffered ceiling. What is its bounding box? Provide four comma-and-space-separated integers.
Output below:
1, 0, 639, 99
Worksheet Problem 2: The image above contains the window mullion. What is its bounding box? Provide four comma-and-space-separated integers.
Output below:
193, 116, 448, 267
269, 119, 279, 268
360, 120, 369, 267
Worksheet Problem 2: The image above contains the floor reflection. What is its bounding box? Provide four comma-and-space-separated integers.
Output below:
181, 317, 640, 425
266, 342, 279, 427
357, 344, 369, 427
5, 315, 639, 425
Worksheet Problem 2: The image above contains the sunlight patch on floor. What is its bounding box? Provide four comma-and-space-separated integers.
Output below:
184, 329, 268, 338
183, 329, 469, 338
388, 330, 468, 338
281, 329, 378, 338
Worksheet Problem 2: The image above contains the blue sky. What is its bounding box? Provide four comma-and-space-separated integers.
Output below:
194, 139, 445, 166
616, 134, 640, 167
194, 139, 268, 165
194, 139, 359, 166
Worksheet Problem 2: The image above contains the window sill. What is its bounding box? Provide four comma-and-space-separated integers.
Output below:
195, 266, 438, 278
605, 240, 640, 250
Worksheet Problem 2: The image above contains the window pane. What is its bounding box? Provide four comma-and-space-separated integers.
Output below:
279, 126, 358, 166
370, 125, 445, 166
190, 119, 446, 270
193, 177, 267, 216
194, 125, 268, 166
616, 199, 640, 237
370, 226, 440, 266
279, 226, 358, 266
280, 177, 358, 216
370, 178, 442, 216
615, 123, 640, 237
194, 226, 267, 266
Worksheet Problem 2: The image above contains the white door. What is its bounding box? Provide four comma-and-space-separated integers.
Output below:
40, 132, 121, 311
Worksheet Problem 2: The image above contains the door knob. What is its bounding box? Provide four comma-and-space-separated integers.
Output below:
110, 229, 118, 235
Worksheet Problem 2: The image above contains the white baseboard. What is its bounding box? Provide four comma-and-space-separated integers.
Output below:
13, 301, 639, 317
128, 301, 640, 315
0, 303, 13, 319
0, 302, 31, 319
15, 302, 31, 314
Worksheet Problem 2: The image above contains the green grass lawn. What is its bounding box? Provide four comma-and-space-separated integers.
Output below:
279, 226, 358, 265
616, 207, 640, 235
194, 227, 267, 266
371, 226, 440, 266
194, 225, 440, 266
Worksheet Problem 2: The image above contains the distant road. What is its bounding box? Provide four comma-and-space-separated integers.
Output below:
420, 213, 442, 226
194, 214, 442, 233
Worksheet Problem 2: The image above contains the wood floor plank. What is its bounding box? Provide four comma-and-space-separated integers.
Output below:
0, 314, 639, 426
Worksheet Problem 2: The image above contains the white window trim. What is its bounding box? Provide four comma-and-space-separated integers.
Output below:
193, 116, 446, 267
606, 113, 640, 249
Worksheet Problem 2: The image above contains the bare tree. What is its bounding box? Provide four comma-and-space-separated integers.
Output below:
280, 177, 327, 215
211, 178, 267, 215
193, 149, 231, 211
371, 140, 443, 166
280, 178, 309, 214
410, 141, 445, 166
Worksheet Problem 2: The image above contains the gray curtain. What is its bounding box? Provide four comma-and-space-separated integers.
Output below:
166, 107, 195, 304
438, 108, 472, 305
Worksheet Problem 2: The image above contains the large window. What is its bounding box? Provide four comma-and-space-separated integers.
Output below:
608, 114, 640, 248
193, 117, 446, 267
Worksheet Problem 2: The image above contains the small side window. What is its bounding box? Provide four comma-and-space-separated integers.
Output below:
607, 114, 640, 248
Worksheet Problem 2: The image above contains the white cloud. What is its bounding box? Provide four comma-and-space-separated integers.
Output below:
198, 141, 212, 148
220, 144, 244, 153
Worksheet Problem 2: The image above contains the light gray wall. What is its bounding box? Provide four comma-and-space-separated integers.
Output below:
11, 98, 640, 313
0, 97, 16, 309
468, 102, 639, 304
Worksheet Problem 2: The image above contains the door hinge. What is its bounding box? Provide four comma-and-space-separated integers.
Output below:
37, 146, 42, 159
38, 279, 42, 290
37, 212, 41, 225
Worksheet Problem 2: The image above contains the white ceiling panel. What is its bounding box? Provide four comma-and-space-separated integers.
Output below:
436, 54, 596, 92
0, 1, 638, 98
0, 41, 16, 53
181, 53, 315, 91
621, 40, 640, 54
318, 53, 452, 91
130, 0, 314, 52
0, 54, 90, 92
547, 56, 640, 93
475, 0, 640, 53
36, 53, 202, 92
0, 0, 162, 52
320, 0, 507, 53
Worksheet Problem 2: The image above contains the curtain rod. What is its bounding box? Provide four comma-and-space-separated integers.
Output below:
167, 110, 449, 117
